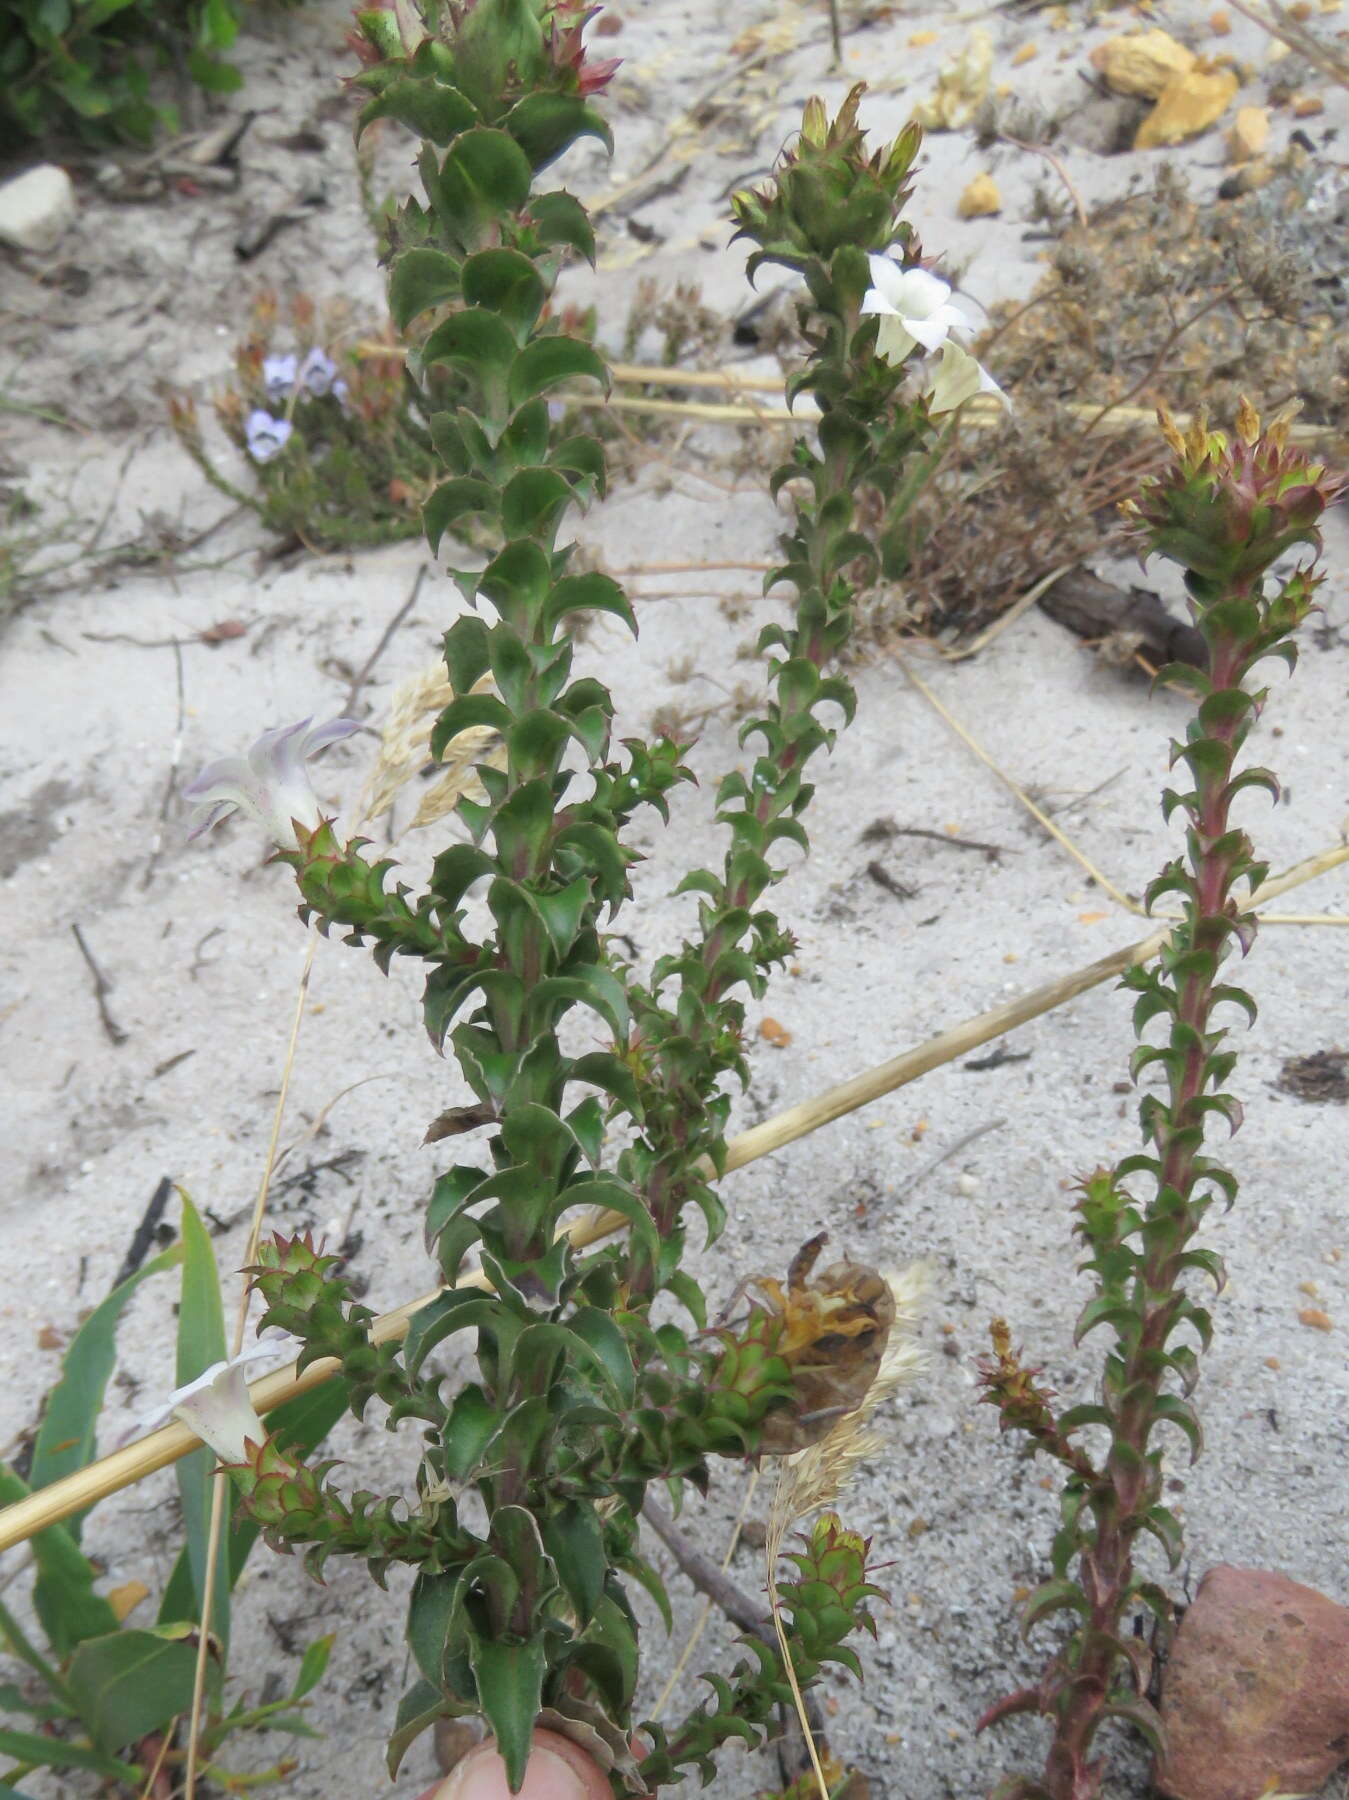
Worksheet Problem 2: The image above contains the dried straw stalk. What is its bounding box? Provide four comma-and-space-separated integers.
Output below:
348, 346, 1337, 445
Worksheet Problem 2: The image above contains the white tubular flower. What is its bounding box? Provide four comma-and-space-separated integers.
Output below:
926, 341, 1011, 416
183, 716, 359, 851
861, 254, 976, 363
133, 1334, 301, 1459
170, 1362, 266, 1462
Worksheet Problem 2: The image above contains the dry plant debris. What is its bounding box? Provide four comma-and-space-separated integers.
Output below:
858, 155, 1348, 652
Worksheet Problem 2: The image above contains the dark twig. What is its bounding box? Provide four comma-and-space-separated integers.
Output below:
71, 923, 128, 1045
863, 821, 1014, 860
110, 1177, 175, 1292
342, 562, 428, 716
641, 1498, 830, 1784
964, 1046, 1032, 1072
893, 1118, 1005, 1201
141, 640, 185, 890
826, 0, 843, 64
189, 926, 224, 981
865, 860, 918, 900
643, 1497, 773, 1641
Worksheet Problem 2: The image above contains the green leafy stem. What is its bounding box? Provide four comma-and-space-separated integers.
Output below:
978, 404, 1347, 1800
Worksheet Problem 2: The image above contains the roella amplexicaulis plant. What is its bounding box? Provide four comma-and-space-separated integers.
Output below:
181, 1, 1007, 1790
978, 402, 1347, 1800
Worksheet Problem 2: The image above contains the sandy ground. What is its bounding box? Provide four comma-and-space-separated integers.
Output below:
1, 0, 1347, 1795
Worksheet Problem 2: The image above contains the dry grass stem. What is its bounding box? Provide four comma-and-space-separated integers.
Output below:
899, 653, 1349, 927
898, 652, 1139, 910
760, 1265, 928, 1800
347, 344, 1338, 446
1223, 0, 1349, 85
943, 560, 1078, 661
648, 1469, 761, 1722
185, 925, 318, 1800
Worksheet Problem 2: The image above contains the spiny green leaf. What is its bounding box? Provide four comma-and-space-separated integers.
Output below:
461, 247, 547, 339
508, 336, 609, 406
386, 1675, 453, 1779
467, 1634, 547, 1790
359, 79, 478, 146
505, 90, 613, 169
528, 189, 596, 263
423, 476, 500, 553
390, 248, 462, 332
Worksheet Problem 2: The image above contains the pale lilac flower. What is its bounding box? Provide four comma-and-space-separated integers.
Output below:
262, 353, 298, 406
129, 1332, 302, 1458
861, 255, 976, 363
244, 408, 294, 463
183, 716, 360, 851
925, 342, 1010, 415
297, 347, 340, 398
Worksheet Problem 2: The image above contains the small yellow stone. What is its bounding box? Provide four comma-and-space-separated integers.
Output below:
1227, 103, 1269, 161
912, 29, 994, 130
1011, 41, 1039, 64
958, 172, 1002, 217
1292, 93, 1326, 116
908, 29, 938, 45
1090, 27, 1196, 99
1135, 65, 1239, 148
1209, 8, 1232, 31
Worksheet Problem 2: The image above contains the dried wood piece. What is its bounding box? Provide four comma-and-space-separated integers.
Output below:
1038, 566, 1206, 668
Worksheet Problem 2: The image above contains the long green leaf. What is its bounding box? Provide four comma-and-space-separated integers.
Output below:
66, 1627, 215, 1756
0, 1467, 116, 1660
173, 1196, 230, 1647
0, 1723, 139, 1781
29, 1244, 183, 1525
0, 1600, 73, 1712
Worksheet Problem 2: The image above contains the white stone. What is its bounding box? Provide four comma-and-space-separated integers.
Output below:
0, 164, 77, 254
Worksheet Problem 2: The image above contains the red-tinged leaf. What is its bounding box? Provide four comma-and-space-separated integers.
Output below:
1099, 1693, 1168, 1757
1020, 1578, 1089, 1640
975, 1687, 1041, 1734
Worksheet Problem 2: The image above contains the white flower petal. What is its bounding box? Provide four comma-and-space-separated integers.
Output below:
875, 314, 919, 363
185, 799, 237, 840
170, 1363, 267, 1463
864, 252, 913, 312
888, 265, 954, 318
926, 343, 1011, 415
904, 313, 957, 354
300, 718, 362, 757
185, 715, 357, 851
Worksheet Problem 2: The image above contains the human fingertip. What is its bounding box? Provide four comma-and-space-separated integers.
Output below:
431, 1740, 597, 1800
